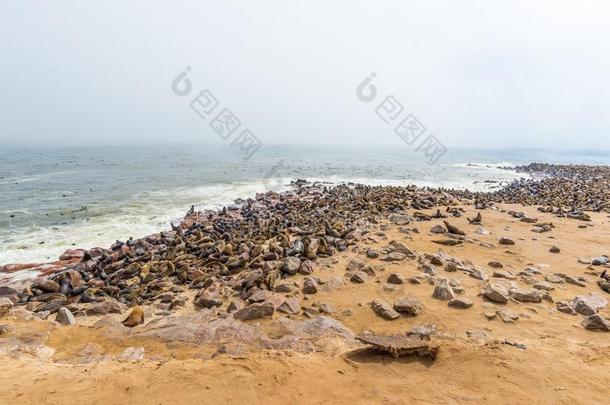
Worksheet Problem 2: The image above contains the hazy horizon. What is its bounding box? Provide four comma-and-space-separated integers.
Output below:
2, 1, 610, 149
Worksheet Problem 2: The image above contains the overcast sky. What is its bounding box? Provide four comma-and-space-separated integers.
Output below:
1, 1, 609, 149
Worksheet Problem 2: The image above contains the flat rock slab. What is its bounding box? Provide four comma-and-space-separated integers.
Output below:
356, 333, 439, 359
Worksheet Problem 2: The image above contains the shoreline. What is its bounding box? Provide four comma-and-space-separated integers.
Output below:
1, 163, 610, 404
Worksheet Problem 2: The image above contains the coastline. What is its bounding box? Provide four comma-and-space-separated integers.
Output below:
1, 163, 610, 404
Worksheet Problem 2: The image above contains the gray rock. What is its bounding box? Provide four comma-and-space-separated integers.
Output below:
497, 308, 519, 323
281, 257, 301, 275
482, 283, 509, 304
556, 301, 576, 315
393, 297, 422, 315
533, 281, 555, 291
493, 270, 515, 280
86, 300, 122, 316
592, 256, 609, 266
573, 294, 608, 316
234, 303, 274, 320
510, 288, 544, 303
565, 276, 586, 287
277, 298, 301, 315
371, 299, 400, 320
346, 259, 365, 272
55, 308, 76, 326
387, 273, 406, 285
581, 314, 610, 331
432, 279, 455, 301
318, 303, 336, 314
545, 274, 565, 284
302, 278, 319, 294
298, 260, 316, 275
381, 252, 408, 262
448, 297, 473, 309
350, 271, 368, 283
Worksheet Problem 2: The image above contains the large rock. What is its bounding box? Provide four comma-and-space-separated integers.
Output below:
432, 279, 454, 301
281, 257, 301, 275
393, 297, 422, 316
510, 288, 544, 303
234, 303, 274, 321
448, 297, 473, 309
482, 283, 509, 304
298, 260, 317, 275
371, 299, 400, 320
55, 308, 76, 326
387, 273, 406, 285
302, 278, 318, 294
86, 300, 123, 316
573, 294, 608, 316
581, 314, 610, 331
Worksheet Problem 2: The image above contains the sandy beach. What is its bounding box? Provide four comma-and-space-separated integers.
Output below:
1, 164, 610, 404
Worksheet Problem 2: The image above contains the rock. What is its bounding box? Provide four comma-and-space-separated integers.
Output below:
275, 283, 294, 293
499, 237, 515, 245
347, 259, 365, 271
448, 297, 473, 309
0, 286, 19, 303
86, 300, 122, 316
55, 308, 76, 325
510, 288, 544, 303
350, 271, 368, 283
556, 301, 576, 315
497, 308, 519, 323
122, 307, 145, 327
432, 279, 455, 301
393, 297, 422, 315
533, 281, 555, 291
407, 323, 437, 340
0, 325, 9, 335
234, 303, 274, 320
356, 333, 439, 359
430, 224, 447, 234
386, 273, 406, 285
581, 314, 610, 331
277, 298, 301, 315
501, 339, 527, 350
371, 299, 400, 320
572, 294, 608, 316
281, 257, 301, 275
298, 260, 317, 275
493, 270, 515, 280
118, 347, 145, 362
488, 261, 503, 269
302, 278, 318, 294
549, 246, 560, 253
381, 252, 408, 262
318, 303, 336, 314
194, 291, 223, 308
565, 276, 586, 287
545, 274, 565, 284
482, 283, 509, 304
226, 300, 240, 313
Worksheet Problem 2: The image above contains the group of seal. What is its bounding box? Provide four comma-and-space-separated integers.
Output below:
2, 163, 609, 320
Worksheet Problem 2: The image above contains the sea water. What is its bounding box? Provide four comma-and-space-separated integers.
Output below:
1, 144, 609, 265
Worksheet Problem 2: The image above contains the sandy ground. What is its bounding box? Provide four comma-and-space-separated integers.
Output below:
1, 203, 609, 404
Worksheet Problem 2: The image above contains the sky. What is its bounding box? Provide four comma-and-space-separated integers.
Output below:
1, 0, 610, 149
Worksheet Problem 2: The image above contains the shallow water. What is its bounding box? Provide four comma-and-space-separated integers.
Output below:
1, 144, 608, 265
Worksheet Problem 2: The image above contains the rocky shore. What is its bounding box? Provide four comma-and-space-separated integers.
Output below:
1, 163, 610, 404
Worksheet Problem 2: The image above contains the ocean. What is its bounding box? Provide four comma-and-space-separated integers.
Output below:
1, 144, 609, 266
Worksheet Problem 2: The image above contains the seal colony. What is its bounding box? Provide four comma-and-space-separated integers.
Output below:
1, 163, 610, 404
